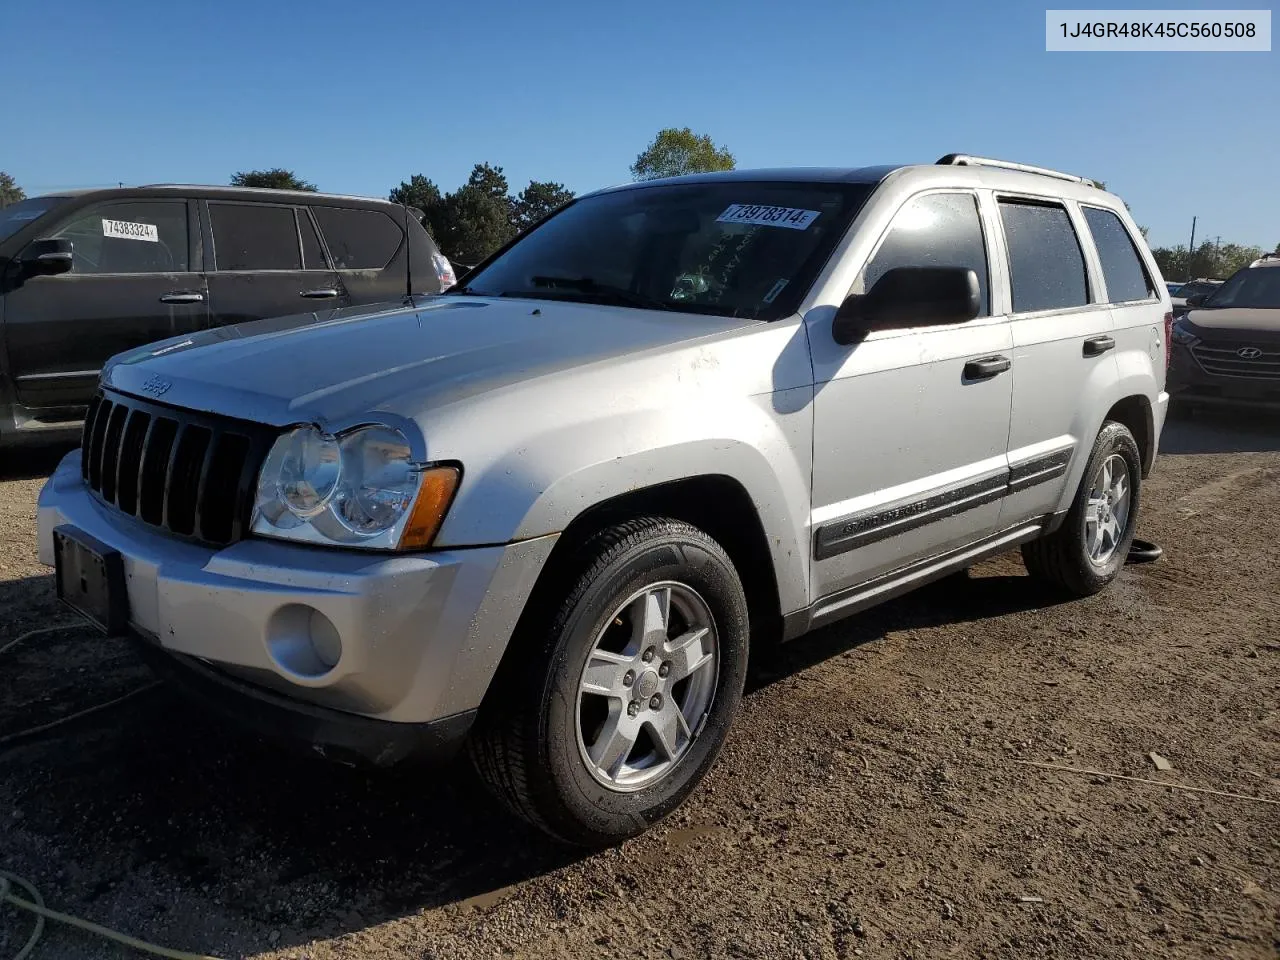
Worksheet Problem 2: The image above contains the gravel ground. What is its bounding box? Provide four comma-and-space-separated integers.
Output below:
1, 413, 1277, 960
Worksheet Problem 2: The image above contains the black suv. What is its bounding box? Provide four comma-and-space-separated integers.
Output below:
0, 185, 451, 448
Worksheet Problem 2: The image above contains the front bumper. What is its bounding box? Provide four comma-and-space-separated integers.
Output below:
1169, 343, 1280, 410
38, 450, 556, 731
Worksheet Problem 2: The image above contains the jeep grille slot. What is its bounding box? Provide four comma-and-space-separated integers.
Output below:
81, 389, 274, 548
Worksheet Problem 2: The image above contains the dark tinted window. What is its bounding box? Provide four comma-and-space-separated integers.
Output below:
53, 200, 189, 274
1207, 267, 1280, 308
0, 197, 65, 241
856, 192, 990, 317
999, 201, 1090, 313
313, 206, 401, 269
297, 209, 327, 269
210, 203, 301, 271
1083, 206, 1153, 303
455, 181, 871, 321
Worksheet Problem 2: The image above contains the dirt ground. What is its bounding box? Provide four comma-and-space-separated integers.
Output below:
1, 413, 1277, 960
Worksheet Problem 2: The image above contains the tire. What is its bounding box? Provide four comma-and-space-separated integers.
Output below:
468, 517, 749, 846
1021, 421, 1142, 598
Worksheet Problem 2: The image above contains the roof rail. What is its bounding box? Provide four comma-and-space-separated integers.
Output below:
936, 154, 1100, 187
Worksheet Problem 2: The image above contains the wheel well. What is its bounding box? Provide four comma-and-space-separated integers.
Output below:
526, 475, 783, 651
1104, 395, 1154, 477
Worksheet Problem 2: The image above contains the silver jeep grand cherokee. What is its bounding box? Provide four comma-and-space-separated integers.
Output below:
38, 155, 1171, 845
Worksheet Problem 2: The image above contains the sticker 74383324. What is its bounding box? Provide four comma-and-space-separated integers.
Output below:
102, 219, 159, 242
716, 204, 820, 230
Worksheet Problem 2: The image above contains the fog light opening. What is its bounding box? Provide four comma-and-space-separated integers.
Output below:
266, 604, 343, 679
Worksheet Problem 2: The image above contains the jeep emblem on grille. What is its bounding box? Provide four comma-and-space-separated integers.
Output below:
1237, 347, 1263, 360
140, 375, 173, 397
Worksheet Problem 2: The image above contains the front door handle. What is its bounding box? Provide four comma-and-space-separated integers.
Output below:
159, 291, 204, 304
1083, 336, 1116, 357
299, 288, 339, 299
963, 355, 1011, 380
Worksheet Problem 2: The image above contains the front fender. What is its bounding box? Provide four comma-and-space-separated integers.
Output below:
435, 389, 814, 617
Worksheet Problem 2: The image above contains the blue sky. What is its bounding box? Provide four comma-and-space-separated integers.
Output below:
6, 0, 1276, 250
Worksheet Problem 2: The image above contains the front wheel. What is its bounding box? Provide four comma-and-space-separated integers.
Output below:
469, 517, 749, 846
1021, 421, 1142, 597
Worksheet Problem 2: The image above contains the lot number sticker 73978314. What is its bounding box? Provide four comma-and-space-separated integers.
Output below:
716, 204, 820, 230
102, 219, 159, 242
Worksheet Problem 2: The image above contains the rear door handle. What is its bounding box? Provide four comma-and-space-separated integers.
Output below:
300, 288, 339, 299
159, 291, 204, 304
963, 355, 1011, 380
1083, 336, 1116, 357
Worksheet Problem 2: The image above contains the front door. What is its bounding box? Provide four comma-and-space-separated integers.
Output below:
204, 201, 346, 327
809, 190, 1014, 601
3, 198, 207, 411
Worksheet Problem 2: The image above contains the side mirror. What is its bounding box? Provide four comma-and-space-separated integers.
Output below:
832, 266, 980, 345
1185, 294, 1206, 308
22, 238, 74, 277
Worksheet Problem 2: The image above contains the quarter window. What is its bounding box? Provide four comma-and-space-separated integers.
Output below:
52, 200, 189, 274
998, 200, 1090, 313
854, 192, 990, 317
1082, 206, 1154, 303
312, 207, 402, 269
210, 203, 302, 271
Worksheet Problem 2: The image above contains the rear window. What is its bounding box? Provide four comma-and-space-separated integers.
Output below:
0, 197, 65, 241
312, 206, 402, 269
999, 200, 1090, 313
210, 203, 301, 271
1083, 206, 1154, 303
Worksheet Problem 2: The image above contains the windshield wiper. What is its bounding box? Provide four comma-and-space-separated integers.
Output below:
525, 276, 673, 311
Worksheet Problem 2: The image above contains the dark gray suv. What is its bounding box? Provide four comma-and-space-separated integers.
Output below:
0, 185, 452, 448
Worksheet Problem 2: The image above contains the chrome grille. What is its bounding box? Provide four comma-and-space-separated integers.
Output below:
1190, 341, 1280, 380
80, 389, 274, 547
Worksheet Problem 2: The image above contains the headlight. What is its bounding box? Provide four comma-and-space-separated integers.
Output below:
1171, 321, 1199, 346
252, 424, 459, 551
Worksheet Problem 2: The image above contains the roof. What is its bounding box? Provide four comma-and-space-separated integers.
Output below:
597, 165, 906, 194
32, 184, 398, 206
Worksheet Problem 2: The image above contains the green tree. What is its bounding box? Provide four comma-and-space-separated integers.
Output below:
431, 163, 516, 264
230, 168, 317, 191
1152, 240, 1264, 281
0, 172, 25, 208
512, 180, 574, 231
630, 127, 735, 181
388, 175, 443, 237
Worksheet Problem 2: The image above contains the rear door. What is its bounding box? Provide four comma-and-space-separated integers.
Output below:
310, 205, 412, 306
994, 196, 1119, 528
4, 197, 206, 410
204, 201, 346, 326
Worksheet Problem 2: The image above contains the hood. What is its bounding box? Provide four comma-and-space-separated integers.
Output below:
1182, 306, 1280, 335
104, 296, 751, 429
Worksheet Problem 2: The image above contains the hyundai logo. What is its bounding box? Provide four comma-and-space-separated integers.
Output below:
1236, 347, 1263, 360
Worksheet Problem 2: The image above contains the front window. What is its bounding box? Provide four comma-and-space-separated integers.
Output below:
1206, 268, 1280, 309
0, 197, 65, 241
450, 180, 872, 320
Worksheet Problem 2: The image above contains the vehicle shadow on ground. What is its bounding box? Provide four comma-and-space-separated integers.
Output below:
0, 441, 76, 481
1, 562, 1060, 956
1161, 410, 1280, 455
750, 563, 1066, 689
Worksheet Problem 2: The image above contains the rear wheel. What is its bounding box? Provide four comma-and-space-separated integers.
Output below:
1021, 421, 1142, 597
469, 517, 749, 846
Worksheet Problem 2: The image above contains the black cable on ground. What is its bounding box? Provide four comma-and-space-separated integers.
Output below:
1126, 538, 1164, 564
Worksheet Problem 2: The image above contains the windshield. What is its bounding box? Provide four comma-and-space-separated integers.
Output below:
1206, 268, 1280, 309
451, 180, 872, 320
0, 197, 65, 242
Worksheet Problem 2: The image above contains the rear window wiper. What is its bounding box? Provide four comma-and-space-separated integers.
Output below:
526, 276, 673, 311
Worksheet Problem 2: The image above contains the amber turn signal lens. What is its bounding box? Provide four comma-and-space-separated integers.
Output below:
398, 466, 460, 550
